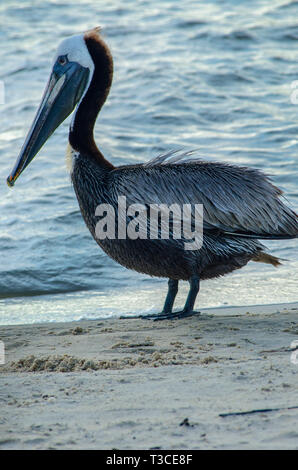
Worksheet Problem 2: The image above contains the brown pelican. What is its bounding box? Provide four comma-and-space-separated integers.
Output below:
7, 28, 298, 320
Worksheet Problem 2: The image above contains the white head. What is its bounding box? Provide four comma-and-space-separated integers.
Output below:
54, 33, 95, 76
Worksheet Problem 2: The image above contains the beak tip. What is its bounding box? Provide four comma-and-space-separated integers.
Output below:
6, 175, 15, 187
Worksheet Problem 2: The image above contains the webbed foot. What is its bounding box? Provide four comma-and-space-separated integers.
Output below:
150, 309, 201, 321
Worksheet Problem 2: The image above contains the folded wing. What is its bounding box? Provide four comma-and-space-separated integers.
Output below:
111, 152, 298, 240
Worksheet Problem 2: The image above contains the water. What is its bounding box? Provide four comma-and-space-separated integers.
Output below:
0, 0, 297, 325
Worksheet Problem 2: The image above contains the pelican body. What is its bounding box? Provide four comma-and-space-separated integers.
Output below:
7, 28, 298, 320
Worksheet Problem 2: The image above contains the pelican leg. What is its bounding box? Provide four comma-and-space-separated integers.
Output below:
138, 279, 179, 320
121, 279, 179, 320
162, 279, 179, 313
153, 275, 200, 321
182, 275, 200, 313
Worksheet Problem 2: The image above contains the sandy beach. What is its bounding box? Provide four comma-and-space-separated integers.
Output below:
1, 302, 298, 450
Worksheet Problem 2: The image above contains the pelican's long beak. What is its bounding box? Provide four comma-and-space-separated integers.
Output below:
7, 61, 89, 187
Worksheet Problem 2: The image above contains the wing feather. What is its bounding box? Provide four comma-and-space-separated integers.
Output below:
110, 152, 298, 238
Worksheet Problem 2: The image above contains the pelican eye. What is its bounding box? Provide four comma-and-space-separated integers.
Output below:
57, 55, 67, 66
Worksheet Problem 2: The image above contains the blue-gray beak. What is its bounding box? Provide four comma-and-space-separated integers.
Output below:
7, 60, 89, 187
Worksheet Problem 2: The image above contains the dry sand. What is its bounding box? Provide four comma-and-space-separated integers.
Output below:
1, 302, 298, 449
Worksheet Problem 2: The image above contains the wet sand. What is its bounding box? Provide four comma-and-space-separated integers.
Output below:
1, 302, 298, 449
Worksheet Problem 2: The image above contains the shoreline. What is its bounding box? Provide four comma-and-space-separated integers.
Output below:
1, 302, 298, 449
1, 299, 297, 327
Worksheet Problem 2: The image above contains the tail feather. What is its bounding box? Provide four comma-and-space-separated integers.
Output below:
252, 252, 282, 267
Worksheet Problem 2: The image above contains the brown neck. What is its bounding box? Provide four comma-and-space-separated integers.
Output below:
69, 30, 114, 169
